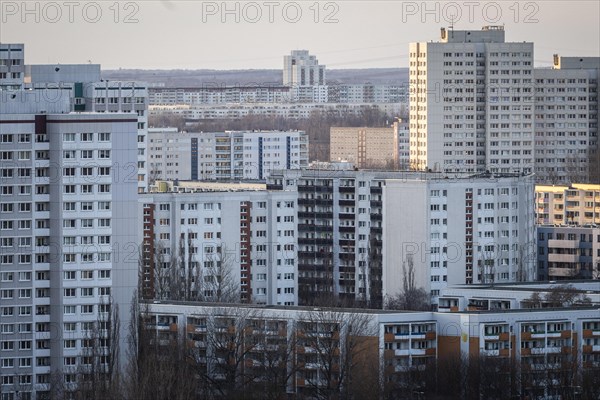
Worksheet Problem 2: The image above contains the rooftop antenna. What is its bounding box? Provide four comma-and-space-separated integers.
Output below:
449, 15, 455, 39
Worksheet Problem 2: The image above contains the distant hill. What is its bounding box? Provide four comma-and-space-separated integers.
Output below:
101, 68, 408, 87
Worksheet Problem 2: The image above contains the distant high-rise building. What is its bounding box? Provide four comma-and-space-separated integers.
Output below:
409, 26, 534, 174
534, 55, 600, 184
283, 50, 326, 87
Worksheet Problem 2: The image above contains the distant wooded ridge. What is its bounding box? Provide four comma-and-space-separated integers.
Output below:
101, 68, 408, 87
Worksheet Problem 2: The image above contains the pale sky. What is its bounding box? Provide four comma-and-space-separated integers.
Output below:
1, 0, 599, 69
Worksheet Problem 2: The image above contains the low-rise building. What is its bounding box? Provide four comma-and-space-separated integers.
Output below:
438, 281, 600, 312
143, 301, 600, 399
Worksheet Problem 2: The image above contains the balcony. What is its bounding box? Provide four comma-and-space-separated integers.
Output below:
338, 186, 355, 193
187, 324, 207, 333
338, 212, 355, 220
484, 349, 500, 356
547, 239, 579, 248
547, 253, 578, 263
298, 211, 333, 219
298, 185, 333, 193
298, 224, 333, 233
548, 267, 578, 277
299, 198, 332, 206
582, 329, 600, 339
298, 237, 333, 246
338, 199, 355, 207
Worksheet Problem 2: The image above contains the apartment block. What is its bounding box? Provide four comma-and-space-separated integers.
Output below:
0, 43, 24, 91
139, 181, 298, 305
535, 184, 600, 225
329, 126, 398, 168
149, 85, 292, 105
267, 168, 393, 308
438, 281, 600, 312
149, 102, 405, 122
409, 26, 534, 173
268, 168, 535, 307
143, 301, 600, 399
383, 174, 536, 300
148, 129, 308, 182
149, 84, 407, 105
147, 128, 195, 181
537, 226, 600, 280
283, 50, 325, 87
0, 93, 138, 398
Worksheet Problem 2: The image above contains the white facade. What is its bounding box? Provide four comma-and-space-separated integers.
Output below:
140, 184, 298, 305
382, 174, 536, 302
147, 127, 194, 181
0, 97, 138, 398
409, 26, 534, 174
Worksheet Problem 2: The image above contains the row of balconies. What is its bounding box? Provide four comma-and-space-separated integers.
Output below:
384, 331, 437, 341
521, 346, 572, 356
521, 330, 572, 340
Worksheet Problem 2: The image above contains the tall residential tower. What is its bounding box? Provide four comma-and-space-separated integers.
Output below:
409, 26, 534, 174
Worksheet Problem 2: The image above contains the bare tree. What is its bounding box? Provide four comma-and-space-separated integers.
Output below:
189, 307, 266, 398
199, 246, 240, 303
75, 296, 121, 400
296, 308, 379, 399
523, 284, 592, 309
124, 293, 198, 400
384, 255, 430, 311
